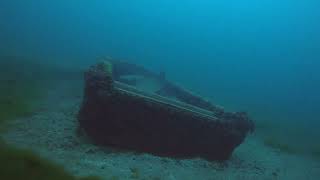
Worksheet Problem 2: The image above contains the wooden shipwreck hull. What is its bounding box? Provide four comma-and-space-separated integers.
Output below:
78, 61, 254, 161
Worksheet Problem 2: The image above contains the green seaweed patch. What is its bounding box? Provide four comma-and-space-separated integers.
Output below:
79, 176, 102, 180
0, 56, 49, 130
130, 167, 140, 179
108, 176, 120, 180
263, 137, 298, 154
0, 80, 42, 131
310, 145, 320, 159
97, 61, 113, 76
0, 142, 102, 180
0, 56, 103, 179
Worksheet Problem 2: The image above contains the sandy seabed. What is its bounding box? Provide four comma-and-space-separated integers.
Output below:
2, 80, 320, 180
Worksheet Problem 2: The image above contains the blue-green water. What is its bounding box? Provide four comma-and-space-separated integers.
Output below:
1, 0, 320, 158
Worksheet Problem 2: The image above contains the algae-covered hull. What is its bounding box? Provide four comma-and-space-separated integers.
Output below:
78, 61, 254, 161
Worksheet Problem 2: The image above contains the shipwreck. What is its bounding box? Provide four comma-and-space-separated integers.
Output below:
78, 60, 254, 161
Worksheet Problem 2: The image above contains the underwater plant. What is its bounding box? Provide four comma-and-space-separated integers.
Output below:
0, 142, 102, 180
310, 145, 320, 159
263, 136, 298, 154
97, 60, 113, 76
0, 55, 82, 129
256, 120, 320, 158
0, 81, 40, 116
129, 167, 141, 179
0, 56, 103, 180
0, 58, 44, 131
